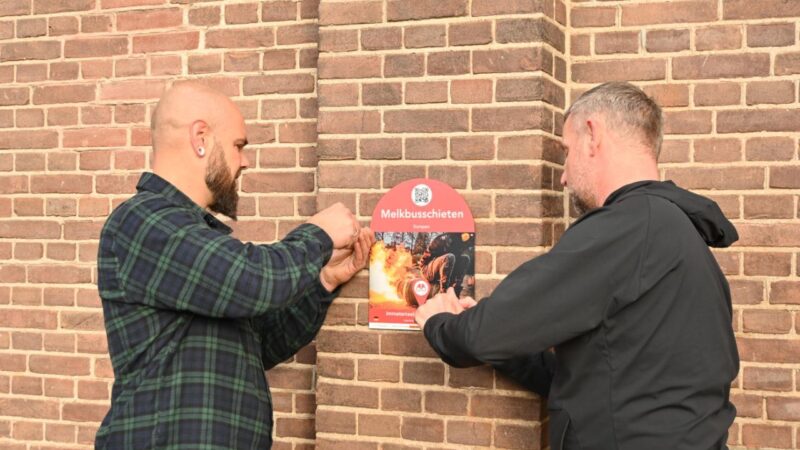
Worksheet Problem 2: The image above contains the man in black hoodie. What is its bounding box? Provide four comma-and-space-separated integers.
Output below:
415, 82, 739, 450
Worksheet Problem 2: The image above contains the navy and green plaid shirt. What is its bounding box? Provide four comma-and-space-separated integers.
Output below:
96, 172, 336, 449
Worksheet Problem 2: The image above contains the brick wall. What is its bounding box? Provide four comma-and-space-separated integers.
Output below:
313, 0, 567, 448
568, 1, 800, 448
0, 1, 321, 449
0, 1, 798, 449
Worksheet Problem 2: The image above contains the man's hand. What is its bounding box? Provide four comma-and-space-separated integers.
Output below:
308, 202, 360, 249
415, 287, 475, 330
319, 228, 374, 292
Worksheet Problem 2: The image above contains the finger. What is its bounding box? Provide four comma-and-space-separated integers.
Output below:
458, 297, 477, 309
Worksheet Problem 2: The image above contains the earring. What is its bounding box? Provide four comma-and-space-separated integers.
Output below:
197, 146, 205, 156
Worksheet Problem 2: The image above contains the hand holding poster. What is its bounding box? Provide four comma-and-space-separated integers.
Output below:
369, 179, 475, 330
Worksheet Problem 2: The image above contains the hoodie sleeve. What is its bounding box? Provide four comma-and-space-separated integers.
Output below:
423, 200, 648, 369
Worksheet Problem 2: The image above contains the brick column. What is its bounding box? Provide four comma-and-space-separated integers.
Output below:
314, 1, 568, 448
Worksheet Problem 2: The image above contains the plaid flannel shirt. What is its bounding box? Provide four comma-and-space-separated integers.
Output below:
95, 172, 336, 449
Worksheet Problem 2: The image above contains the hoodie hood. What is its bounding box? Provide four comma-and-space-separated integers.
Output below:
604, 180, 739, 248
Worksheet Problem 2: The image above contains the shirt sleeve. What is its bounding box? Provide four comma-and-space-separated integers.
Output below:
423, 203, 647, 369
254, 281, 340, 370
112, 205, 333, 319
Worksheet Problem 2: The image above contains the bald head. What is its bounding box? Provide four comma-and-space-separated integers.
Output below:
151, 81, 242, 153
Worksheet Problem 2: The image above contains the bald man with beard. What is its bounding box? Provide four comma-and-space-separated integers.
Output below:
95, 82, 373, 449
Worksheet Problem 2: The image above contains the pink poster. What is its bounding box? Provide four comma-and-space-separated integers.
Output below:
369, 179, 475, 330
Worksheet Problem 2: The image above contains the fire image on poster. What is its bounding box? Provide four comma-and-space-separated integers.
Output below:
369, 179, 475, 330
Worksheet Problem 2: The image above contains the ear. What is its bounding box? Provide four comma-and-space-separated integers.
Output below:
189, 119, 209, 158
584, 115, 603, 157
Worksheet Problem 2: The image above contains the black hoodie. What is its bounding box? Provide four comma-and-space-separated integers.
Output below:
424, 181, 739, 450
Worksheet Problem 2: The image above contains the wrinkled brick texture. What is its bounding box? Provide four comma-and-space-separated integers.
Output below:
1, 0, 798, 449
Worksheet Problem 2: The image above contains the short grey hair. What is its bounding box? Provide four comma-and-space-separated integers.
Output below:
565, 82, 663, 158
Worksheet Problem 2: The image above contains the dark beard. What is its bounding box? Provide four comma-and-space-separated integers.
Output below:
570, 191, 592, 217
205, 148, 240, 220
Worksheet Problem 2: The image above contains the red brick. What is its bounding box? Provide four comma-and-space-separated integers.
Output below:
362, 83, 402, 106
665, 167, 763, 190
360, 138, 401, 160
64, 128, 126, 148
0, 354, 26, 372
472, 0, 544, 16
472, 394, 541, 420
380, 333, 438, 358
385, 109, 467, 133
573, 59, 665, 83
477, 222, 549, 246
643, 84, 689, 108
359, 413, 400, 437
319, 29, 358, 52
738, 338, 800, 363
385, 53, 424, 77
405, 24, 446, 48
318, 111, 381, 134
474, 47, 550, 74
743, 309, 792, 334
448, 420, 492, 446
100, 80, 166, 100
319, 55, 381, 79
772, 166, 800, 189
744, 195, 794, 219
724, 0, 800, 19
188, 6, 219, 26
748, 23, 796, 47
357, 359, 399, 382
316, 409, 355, 434
747, 80, 795, 105
30, 174, 92, 194
771, 281, 800, 304
317, 383, 378, 408
64, 37, 127, 58
742, 424, 792, 449
622, 0, 717, 25
81, 14, 112, 33
696, 25, 742, 51
673, 53, 770, 79
744, 367, 793, 391
34, 0, 93, 13
387, 0, 467, 21
319, 1, 382, 25
495, 424, 541, 449
0, 0, 30, 16
405, 81, 448, 104
449, 21, 492, 46
428, 51, 469, 75
473, 107, 550, 132
0, 398, 59, 419
362, 27, 402, 50
694, 138, 741, 163
646, 29, 690, 53
595, 31, 639, 54
718, 109, 800, 133
694, 82, 740, 106
401, 416, 443, 442
17, 18, 46, 38
0, 175, 27, 194
133, 31, 199, 53
425, 391, 468, 415
278, 23, 317, 45
263, 1, 298, 21
33, 84, 95, 105
775, 52, 800, 75
572, 6, 615, 27
63, 402, 108, 422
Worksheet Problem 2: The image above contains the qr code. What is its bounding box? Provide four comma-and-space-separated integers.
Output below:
412, 184, 432, 206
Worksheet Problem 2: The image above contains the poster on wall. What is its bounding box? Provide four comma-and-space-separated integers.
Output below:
369, 179, 475, 330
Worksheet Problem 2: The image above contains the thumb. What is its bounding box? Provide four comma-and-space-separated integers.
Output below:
458, 297, 477, 309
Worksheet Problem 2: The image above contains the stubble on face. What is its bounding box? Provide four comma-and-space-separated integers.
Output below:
205, 139, 241, 220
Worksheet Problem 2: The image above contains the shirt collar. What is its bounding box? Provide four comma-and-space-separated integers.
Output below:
136, 172, 233, 234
